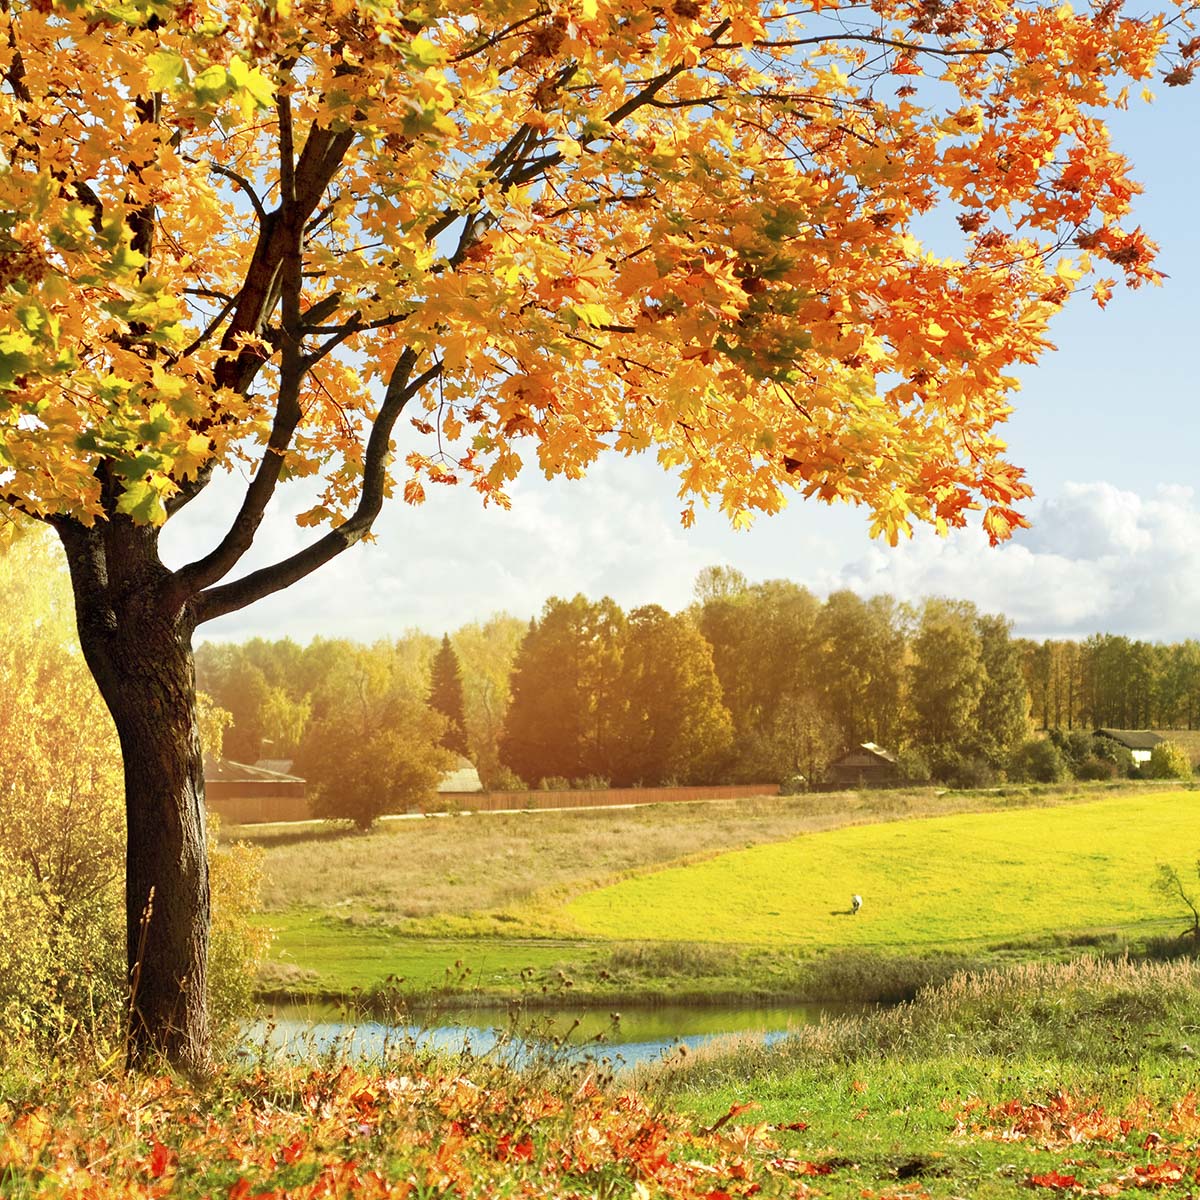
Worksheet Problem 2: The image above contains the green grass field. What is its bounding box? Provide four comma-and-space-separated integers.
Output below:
249, 787, 1200, 1001
562, 790, 1199, 948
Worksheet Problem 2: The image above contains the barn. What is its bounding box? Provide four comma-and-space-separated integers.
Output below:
826, 742, 901, 788
1095, 728, 1164, 765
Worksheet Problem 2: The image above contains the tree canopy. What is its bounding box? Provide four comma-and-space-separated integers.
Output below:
2, 0, 1194, 564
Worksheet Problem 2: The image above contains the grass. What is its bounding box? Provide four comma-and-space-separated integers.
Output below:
562, 789, 1200, 948
9, 959, 1200, 1197
644, 957, 1200, 1198
236, 783, 1134, 923
235, 783, 1200, 1003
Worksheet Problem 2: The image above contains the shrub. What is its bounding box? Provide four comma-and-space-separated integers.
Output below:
931, 751, 996, 789
488, 765, 526, 792
895, 749, 932, 784
308, 723, 453, 830
1076, 755, 1119, 781
1144, 740, 1193, 781
1007, 737, 1070, 783
779, 773, 807, 796
571, 775, 611, 791
1048, 728, 1095, 769
207, 824, 272, 1042
538, 776, 572, 791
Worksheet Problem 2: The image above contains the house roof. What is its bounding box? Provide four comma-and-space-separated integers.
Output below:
204, 756, 306, 784
830, 743, 898, 766
438, 755, 484, 793
860, 742, 897, 763
254, 758, 296, 776
1095, 729, 1164, 751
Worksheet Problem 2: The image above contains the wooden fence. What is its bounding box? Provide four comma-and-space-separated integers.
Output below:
431, 782, 781, 813
208, 781, 780, 825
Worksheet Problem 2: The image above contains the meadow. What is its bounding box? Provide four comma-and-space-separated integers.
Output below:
562, 789, 1200, 948
243, 783, 1197, 1004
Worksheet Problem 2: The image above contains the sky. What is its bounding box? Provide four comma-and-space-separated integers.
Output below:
163, 81, 1200, 647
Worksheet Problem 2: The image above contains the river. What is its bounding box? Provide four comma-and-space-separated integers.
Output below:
244, 1000, 863, 1069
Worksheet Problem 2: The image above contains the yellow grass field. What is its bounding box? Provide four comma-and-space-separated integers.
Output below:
560, 790, 1200, 949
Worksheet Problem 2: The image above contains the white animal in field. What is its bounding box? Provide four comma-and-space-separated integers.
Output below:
851, 894, 863, 915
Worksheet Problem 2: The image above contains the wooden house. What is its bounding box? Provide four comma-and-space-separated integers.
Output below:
826, 742, 901, 788
204, 756, 308, 825
1095, 728, 1163, 765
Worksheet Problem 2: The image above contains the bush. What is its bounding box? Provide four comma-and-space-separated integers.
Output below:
538, 776, 572, 791
207, 823, 272, 1041
1048, 727, 1092, 768
1007, 737, 1070, 783
779, 773, 807, 796
1145, 740, 1193, 781
1076, 755, 1119, 781
931, 751, 996, 789
895, 749, 932, 784
571, 775, 611, 790
488, 765, 526, 792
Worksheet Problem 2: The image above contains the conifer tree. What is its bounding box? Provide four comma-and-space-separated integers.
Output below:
428, 634, 470, 758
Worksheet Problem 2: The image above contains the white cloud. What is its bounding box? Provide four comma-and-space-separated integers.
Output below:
164, 462, 1200, 645
827, 482, 1200, 640
166, 456, 711, 643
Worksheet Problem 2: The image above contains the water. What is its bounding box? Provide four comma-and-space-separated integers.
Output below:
244, 1001, 860, 1069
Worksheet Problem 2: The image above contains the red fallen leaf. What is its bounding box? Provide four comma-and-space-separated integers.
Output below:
496, 1133, 535, 1162
1142, 1132, 1162, 1149
281, 1136, 305, 1165
228, 1180, 253, 1200
700, 1102, 760, 1136
777, 1121, 810, 1131
147, 1139, 173, 1178
1128, 1161, 1184, 1185
1027, 1170, 1084, 1190
704, 1192, 734, 1200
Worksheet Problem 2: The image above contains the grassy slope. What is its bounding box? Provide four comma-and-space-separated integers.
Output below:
245, 785, 1196, 1000
562, 789, 1198, 948
654, 958, 1200, 1198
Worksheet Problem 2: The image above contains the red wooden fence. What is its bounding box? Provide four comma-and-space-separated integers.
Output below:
209, 781, 780, 826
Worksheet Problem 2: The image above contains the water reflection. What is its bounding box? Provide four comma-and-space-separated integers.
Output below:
244, 1001, 860, 1069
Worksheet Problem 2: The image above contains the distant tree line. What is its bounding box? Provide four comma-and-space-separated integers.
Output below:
196, 568, 1200, 808
1019, 635, 1200, 733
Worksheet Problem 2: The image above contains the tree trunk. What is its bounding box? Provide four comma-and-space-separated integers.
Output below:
57, 518, 211, 1073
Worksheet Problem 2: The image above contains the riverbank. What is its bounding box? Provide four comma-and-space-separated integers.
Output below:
8, 959, 1200, 1199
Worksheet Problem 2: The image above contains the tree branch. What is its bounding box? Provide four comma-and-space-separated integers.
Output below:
209, 161, 268, 226
171, 93, 313, 600
194, 353, 441, 624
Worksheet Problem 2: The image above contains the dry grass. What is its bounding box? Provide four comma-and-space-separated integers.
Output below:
232, 781, 1141, 922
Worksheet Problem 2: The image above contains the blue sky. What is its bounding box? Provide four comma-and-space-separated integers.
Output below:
168, 82, 1200, 645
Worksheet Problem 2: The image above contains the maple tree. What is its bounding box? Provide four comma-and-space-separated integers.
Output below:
0, 0, 1194, 1068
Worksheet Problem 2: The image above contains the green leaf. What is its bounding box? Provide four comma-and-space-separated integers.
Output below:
137, 404, 173, 442
115, 478, 168, 524
113, 451, 163, 482
145, 49, 187, 93
0, 330, 34, 388
406, 35, 444, 67
191, 64, 230, 103
228, 56, 275, 110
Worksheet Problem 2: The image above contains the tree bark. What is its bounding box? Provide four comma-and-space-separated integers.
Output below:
57, 517, 211, 1073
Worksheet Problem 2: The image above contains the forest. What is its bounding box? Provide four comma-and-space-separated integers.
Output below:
195, 564, 1200, 810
